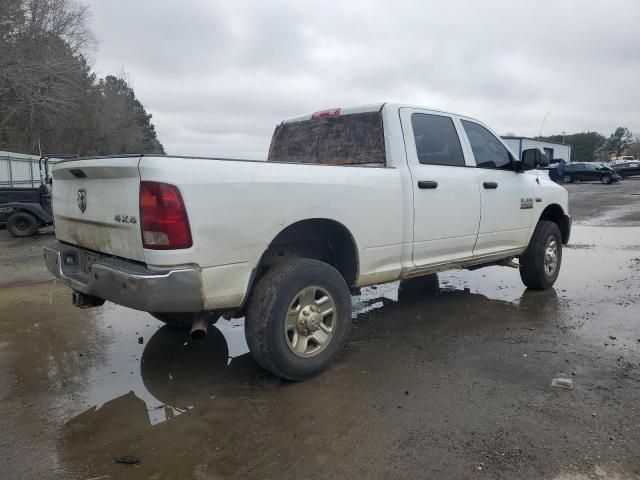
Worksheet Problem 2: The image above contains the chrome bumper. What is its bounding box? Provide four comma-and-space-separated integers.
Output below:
44, 242, 203, 312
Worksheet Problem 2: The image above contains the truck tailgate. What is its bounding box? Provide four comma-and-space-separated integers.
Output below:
51, 156, 145, 261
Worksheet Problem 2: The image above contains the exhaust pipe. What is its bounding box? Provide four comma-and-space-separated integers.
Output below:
72, 291, 105, 309
190, 313, 209, 341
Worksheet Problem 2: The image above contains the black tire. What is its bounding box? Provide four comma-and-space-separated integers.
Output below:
7, 211, 39, 237
600, 174, 612, 184
245, 258, 352, 381
562, 175, 573, 184
519, 220, 562, 290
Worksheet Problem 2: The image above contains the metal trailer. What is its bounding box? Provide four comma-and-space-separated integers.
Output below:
1, 154, 74, 237
0, 152, 44, 188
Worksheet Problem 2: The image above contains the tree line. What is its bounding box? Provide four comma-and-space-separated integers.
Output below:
0, 0, 164, 156
540, 127, 639, 162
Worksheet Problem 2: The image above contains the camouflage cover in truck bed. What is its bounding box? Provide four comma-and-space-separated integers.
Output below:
267, 111, 385, 165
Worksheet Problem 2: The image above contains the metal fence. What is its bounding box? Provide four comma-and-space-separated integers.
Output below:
0, 151, 41, 188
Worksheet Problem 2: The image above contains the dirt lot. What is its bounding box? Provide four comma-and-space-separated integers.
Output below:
1, 179, 639, 480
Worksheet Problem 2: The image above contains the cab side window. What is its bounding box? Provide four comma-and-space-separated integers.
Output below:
461, 120, 512, 170
411, 114, 465, 167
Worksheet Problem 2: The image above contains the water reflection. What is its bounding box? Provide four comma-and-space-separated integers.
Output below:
55, 224, 640, 428
140, 322, 261, 410
55, 227, 640, 423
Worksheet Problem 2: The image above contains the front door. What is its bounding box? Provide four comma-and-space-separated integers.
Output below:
458, 119, 536, 257
400, 108, 481, 267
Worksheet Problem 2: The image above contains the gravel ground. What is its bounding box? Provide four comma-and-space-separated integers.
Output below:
1, 180, 639, 480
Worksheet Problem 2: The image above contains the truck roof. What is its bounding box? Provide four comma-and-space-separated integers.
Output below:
282, 102, 468, 124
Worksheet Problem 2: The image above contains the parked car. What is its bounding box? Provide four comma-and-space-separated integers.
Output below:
0, 156, 62, 237
44, 103, 571, 380
612, 161, 640, 178
562, 162, 622, 184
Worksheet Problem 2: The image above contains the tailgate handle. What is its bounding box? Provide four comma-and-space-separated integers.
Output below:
418, 180, 438, 189
483, 181, 498, 189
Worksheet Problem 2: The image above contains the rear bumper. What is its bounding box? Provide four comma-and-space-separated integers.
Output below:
44, 242, 203, 312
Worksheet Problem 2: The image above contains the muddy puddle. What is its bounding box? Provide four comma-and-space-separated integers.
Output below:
2, 225, 639, 426
1, 224, 639, 479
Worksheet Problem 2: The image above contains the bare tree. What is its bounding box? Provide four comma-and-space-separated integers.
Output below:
626, 135, 640, 159
0, 0, 163, 156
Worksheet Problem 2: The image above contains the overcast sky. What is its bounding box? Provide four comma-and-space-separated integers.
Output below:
85, 0, 640, 158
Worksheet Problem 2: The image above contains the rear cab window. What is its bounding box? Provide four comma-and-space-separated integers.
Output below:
267, 111, 385, 165
411, 114, 465, 167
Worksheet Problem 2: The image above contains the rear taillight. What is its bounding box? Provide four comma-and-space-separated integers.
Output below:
139, 181, 192, 249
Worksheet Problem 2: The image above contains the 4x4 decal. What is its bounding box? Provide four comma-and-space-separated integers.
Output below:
520, 197, 534, 209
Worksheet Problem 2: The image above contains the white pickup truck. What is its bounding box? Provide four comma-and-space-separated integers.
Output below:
44, 103, 570, 380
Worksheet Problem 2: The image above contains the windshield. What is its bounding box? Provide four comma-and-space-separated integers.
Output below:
267, 111, 385, 165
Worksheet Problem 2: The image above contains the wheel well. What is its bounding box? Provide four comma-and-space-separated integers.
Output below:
256, 219, 359, 286
8, 209, 37, 221
539, 204, 570, 244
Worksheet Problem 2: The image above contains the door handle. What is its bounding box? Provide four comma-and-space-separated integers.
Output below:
418, 180, 438, 189
483, 181, 498, 189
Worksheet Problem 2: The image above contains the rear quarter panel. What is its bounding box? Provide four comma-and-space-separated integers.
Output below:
139, 157, 406, 295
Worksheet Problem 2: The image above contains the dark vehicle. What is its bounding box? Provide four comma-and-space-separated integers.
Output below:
612, 161, 640, 178
0, 155, 67, 237
562, 162, 622, 184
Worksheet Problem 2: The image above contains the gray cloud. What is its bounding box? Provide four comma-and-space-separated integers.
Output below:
86, 0, 640, 157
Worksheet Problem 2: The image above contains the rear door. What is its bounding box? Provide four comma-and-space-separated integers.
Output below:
400, 108, 481, 267
458, 119, 536, 257
51, 156, 144, 261
581, 164, 596, 181
583, 164, 596, 180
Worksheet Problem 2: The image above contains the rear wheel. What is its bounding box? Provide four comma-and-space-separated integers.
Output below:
563, 174, 573, 183
245, 258, 352, 381
519, 221, 562, 290
7, 211, 39, 237
600, 174, 612, 184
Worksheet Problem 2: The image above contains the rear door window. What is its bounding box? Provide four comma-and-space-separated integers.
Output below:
411, 113, 465, 167
461, 120, 512, 170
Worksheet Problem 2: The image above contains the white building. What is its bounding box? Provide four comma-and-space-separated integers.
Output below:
501, 136, 572, 164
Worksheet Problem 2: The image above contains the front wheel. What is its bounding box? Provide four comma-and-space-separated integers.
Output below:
600, 174, 612, 184
7, 211, 39, 237
562, 175, 573, 184
519, 221, 562, 290
244, 259, 352, 381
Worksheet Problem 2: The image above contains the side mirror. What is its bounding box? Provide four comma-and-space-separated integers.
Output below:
520, 148, 549, 170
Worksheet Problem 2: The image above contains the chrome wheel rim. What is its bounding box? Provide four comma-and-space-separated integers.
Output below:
543, 236, 558, 277
284, 285, 337, 358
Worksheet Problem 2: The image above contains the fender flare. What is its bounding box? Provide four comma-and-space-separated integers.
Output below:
536, 204, 571, 245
